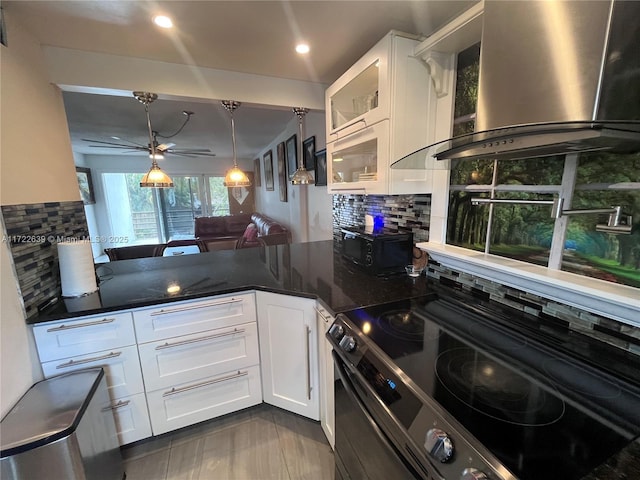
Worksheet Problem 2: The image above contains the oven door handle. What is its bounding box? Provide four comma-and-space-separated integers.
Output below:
332, 351, 426, 479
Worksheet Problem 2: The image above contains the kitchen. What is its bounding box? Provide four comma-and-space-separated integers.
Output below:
1, 1, 639, 479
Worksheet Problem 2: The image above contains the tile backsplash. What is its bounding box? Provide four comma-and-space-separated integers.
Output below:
1, 201, 89, 318
332, 193, 431, 243
427, 259, 640, 356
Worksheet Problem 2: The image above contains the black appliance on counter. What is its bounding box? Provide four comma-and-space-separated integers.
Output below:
341, 227, 413, 275
327, 291, 640, 480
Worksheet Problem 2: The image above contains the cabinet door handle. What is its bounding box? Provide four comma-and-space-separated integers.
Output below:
313, 306, 332, 323
162, 370, 248, 397
47, 317, 116, 332
103, 400, 131, 412
305, 325, 312, 400
330, 187, 367, 192
149, 297, 243, 316
155, 328, 245, 350
56, 351, 122, 369
330, 118, 366, 136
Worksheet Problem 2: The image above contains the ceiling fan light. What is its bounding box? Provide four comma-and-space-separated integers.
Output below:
149, 151, 164, 160
140, 164, 174, 188
223, 166, 251, 187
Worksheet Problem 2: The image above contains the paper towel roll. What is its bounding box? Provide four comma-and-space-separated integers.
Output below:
58, 240, 98, 297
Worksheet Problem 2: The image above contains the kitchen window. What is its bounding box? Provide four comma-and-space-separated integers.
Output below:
447, 152, 640, 288
103, 173, 229, 245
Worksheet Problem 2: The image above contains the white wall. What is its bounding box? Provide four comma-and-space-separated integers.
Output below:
254, 111, 333, 243
0, 13, 79, 416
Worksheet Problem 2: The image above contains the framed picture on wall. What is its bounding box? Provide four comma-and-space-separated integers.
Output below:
303, 136, 316, 170
264, 150, 274, 191
285, 134, 297, 178
75, 167, 95, 205
254, 158, 262, 187
314, 148, 327, 186
277, 141, 288, 202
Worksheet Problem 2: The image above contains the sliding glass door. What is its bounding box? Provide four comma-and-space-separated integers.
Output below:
103, 173, 230, 246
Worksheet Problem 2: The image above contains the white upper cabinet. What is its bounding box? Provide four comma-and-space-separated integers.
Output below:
325, 30, 435, 194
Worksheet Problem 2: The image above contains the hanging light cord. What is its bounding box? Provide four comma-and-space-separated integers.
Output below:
222, 101, 240, 167
156, 111, 194, 139
230, 110, 237, 166
144, 103, 158, 165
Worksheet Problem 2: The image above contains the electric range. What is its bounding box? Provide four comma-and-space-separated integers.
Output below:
328, 290, 640, 480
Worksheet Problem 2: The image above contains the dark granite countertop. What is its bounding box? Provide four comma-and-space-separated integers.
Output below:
26, 240, 638, 479
29, 240, 432, 324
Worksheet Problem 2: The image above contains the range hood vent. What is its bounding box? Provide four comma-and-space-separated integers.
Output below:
392, 0, 640, 168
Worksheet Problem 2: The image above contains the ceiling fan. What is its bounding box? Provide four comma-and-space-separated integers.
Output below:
82, 92, 216, 158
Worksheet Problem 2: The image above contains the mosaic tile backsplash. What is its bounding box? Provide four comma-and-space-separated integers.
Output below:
427, 259, 640, 357
332, 193, 431, 243
2, 201, 89, 318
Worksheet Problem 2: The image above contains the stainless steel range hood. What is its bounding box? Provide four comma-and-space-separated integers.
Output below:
392, 0, 640, 168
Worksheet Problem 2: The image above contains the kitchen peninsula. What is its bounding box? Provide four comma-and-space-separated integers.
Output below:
30, 240, 429, 324
26, 239, 430, 448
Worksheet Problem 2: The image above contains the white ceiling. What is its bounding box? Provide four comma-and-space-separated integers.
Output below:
5, 0, 475, 161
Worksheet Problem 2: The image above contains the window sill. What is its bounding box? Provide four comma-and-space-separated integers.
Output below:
417, 242, 640, 328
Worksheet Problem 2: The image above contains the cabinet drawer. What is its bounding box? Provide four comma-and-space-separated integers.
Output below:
138, 322, 260, 391
33, 312, 134, 362
106, 393, 152, 445
134, 293, 256, 343
41, 344, 144, 399
146, 364, 262, 435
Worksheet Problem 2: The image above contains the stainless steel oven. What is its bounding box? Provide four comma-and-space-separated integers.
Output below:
328, 291, 640, 480
333, 350, 422, 479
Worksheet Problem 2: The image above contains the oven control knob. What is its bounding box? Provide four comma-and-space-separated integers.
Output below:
424, 428, 454, 463
460, 468, 488, 480
328, 324, 345, 341
339, 335, 357, 352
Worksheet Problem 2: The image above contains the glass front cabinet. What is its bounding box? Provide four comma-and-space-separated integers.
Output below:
325, 30, 436, 194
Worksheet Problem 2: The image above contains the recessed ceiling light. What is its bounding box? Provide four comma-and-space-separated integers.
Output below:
295, 43, 310, 54
153, 15, 173, 29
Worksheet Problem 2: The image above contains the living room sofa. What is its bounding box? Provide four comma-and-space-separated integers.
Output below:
195, 213, 291, 251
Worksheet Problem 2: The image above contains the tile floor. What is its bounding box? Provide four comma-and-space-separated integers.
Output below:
120, 404, 335, 480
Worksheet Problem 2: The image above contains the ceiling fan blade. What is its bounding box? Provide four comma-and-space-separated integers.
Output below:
82, 138, 147, 148
87, 145, 147, 151
168, 151, 217, 157
156, 142, 176, 152
167, 151, 217, 158
168, 148, 213, 153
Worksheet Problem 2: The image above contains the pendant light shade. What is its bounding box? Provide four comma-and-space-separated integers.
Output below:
291, 107, 314, 185
135, 91, 174, 188
140, 163, 174, 188
222, 100, 251, 187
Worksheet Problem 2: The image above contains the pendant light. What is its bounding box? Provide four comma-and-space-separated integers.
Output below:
222, 100, 251, 187
136, 91, 174, 188
291, 107, 314, 185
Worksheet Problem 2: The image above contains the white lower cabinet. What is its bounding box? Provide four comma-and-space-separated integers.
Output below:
137, 322, 260, 392
107, 393, 153, 445
315, 304, 336, 449
133, 292, 262, 436
146, 364, 262, 435
32, 313, 150, 445
41, 344, 144, 400
33, 289, 329, 442
256, 291, 319, 420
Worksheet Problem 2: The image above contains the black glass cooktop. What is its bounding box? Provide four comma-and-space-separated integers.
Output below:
342, 294, 640, 480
